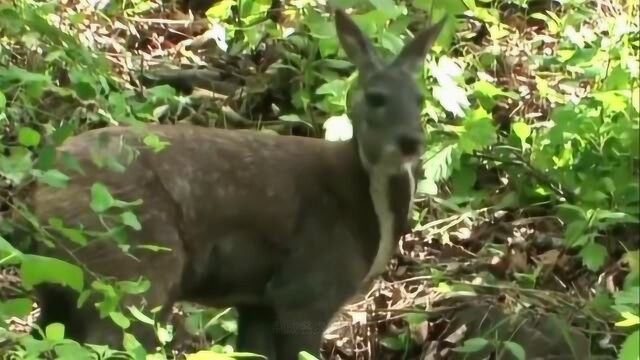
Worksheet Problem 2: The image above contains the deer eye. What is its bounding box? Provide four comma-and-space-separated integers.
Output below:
365, 92, 386, 108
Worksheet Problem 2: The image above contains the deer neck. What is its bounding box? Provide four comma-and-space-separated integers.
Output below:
352, 140, 416, 283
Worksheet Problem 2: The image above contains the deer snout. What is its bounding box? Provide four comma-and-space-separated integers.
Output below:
396, 133, 423, 157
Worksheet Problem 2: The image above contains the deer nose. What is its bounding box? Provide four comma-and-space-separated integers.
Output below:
397, 134, 422, 156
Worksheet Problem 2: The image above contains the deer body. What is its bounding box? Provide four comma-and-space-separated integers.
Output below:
27, 10, 445, 359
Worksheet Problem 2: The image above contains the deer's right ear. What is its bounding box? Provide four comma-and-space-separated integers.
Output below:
335, 9, 381, 75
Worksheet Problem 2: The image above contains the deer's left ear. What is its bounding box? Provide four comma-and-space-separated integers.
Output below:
391, 16, 447, 75
335, 8, 383, 75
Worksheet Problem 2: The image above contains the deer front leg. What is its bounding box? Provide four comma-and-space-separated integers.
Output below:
266, 251, 368, 357
273, 303, 335, 359
236, 305, 277, 359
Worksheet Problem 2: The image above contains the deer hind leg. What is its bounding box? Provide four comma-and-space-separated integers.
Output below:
236, 305, 277, 359
272, 302, 337, 359
37, 206, 187, 351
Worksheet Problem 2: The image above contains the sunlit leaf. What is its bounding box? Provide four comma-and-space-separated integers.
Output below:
579, 242, 608, 271
619, 330, 639, 360
18, 127, 41, 147
45, 322, 65, 341
90, 183, 114, 213
21, 254, 84, 292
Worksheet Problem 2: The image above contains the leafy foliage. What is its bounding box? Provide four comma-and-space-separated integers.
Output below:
0, 0, 638, 358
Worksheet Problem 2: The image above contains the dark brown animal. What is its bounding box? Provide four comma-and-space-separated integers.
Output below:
27, 9, 445, 359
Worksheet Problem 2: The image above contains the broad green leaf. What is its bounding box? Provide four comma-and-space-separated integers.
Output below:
453, 337, 489, 353
90, 183, 114, 213
123, 332, 147, 360
50, 342, 94, 359
579, 242, 608, 271
593, 91, 628, 114
18, 127, 41, 147
458, 108, 497, 153
35, 169, 70, 188
616, 312, 640, 327
20, 254, 84, 292
0, 234, 23, 262
615, 285, 640, 306
619, 330, 639, 360
121, 211, 142, 231
503, 341, 526, 360
369, 0, 403, 18
379, 31, 404, 54
379, 335, 406, 350
279, 114, 312, 128
512, 122, 531, 143
604, 65, 630, 91
298, 352, 320, 360
45, 322, 65, 341
49, 218, 87, 246
128, 305, 155, 325
143, 134, 170, 153
565, 220, 587, 245
205, 0, 234, 19
417, 178, 438, 196
0, 298, 33, 318
109, 311, 131, 329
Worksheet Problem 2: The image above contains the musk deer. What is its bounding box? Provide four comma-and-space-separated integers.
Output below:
23, 9, 445, 359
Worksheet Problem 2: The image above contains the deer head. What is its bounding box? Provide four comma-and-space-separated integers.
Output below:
334, 9, 446, 175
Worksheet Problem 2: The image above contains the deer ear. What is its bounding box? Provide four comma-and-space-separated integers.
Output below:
392, 16, 447, 75
335, 9, 382, 75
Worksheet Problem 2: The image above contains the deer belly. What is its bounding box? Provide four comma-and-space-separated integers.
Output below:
181, 232, 283, 307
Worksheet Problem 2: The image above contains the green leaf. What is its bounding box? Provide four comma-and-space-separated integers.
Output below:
0, 234, 23, 262
604, 65, 630, 91
279, 114, 312, 128
20, 254, 84, 292
35, 169, 70, 188
619, 330, 639, 360
579, 242, 608, 271
502, 341, 526, 360
615, 312, 640, 327
298, 351, 320, 360
0, 90, 6, 112
592, 91, 628, 114
615, 286, 640, 306
128, 305, 155, 325
205, 0, 234, 19
48, 218, 87, 246
453, 337, 489, 353
90, 183, 115, 213
458, 108, 497, 153
123, 332, 147, 360
143, 134, 170, 153
379, 335, 406, 350
0, 298, 33, 318
121, 211, 142, 231
109, 311, 131, 329
512, 122, 531, 143
45, 322, 65, 341
18, 127, 41, 147
369, 0, 403, 18
565, 220, 588, 245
